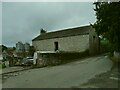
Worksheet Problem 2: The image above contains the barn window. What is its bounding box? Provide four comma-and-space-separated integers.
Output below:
54, 42, 58, 51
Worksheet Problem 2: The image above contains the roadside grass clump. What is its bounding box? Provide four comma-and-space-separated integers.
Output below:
0, 64, 2, 69
108, 51, 120, 67
2, 63, 6, 68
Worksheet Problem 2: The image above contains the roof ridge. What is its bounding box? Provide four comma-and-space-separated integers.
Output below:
32, 25, 91, 41
47, 25, 90, 33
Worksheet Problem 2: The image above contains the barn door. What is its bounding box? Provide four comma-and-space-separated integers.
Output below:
54, 42, 58, 51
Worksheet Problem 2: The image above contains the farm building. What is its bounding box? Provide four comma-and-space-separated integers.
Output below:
32, 25, 100, 55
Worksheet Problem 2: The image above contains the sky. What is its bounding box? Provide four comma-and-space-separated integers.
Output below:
1, 2, 96, 47
0, 2, 2, 46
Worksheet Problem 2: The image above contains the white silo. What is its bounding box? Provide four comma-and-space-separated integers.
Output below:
24, 42, 30, 52
16, 42, 24, 53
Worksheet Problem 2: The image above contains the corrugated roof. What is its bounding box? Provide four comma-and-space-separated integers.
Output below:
32, 25, 91, 41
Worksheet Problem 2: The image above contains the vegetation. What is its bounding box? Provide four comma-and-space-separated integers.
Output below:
0, 64, 2, 69
100, 38, 110, 53
93, 2, 120, 53
1, 45, 8, 52
2, 63, 6, 68
29, 46, 35, 57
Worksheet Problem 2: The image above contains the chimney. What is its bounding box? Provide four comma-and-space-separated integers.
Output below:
40, 28, 46, 35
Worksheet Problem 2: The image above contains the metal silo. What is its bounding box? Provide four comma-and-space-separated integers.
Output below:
24, 42, 30, 53
16, 42, 25, 53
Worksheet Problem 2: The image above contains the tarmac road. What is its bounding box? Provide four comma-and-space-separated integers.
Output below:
2, 55, 113, 88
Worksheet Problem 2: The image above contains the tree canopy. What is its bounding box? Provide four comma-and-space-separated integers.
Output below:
93, 1, 120, 52
1, 45, 8, 52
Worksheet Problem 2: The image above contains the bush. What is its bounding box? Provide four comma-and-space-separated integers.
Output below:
2, 62, 6, 68
100, 39, 111, 53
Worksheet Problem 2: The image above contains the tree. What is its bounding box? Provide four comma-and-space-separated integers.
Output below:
93, 1, 120, 52
2, 45, 8, 52
29, 46, 35, 57
13, 47, 16, 51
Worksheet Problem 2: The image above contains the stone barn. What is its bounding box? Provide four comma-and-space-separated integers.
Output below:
32, 25, 99, 55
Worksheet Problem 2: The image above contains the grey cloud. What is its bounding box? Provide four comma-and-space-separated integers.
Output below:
2, 2, 96, 47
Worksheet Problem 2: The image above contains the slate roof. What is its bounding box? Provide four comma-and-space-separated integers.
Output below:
32, 25, 91, 41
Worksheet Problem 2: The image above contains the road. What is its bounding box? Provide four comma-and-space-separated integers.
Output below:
2, 55, 113, 88
0, 65, 1, 89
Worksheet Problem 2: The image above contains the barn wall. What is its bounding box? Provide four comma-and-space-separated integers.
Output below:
89, 28, 100, 55
32, 35, 89, 53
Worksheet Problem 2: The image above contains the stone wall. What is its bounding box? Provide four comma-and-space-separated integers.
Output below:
89, 28, 100, 55
32, 34, 89, 53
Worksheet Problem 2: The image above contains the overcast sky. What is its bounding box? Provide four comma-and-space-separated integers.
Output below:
0, 2, 2, 46
2, 2, 96, 47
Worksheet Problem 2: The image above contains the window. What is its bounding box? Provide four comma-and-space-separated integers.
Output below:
93, 36, 95, 39
54, 42, 58, 51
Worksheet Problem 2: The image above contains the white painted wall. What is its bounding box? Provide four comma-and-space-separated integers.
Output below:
32, 34, 89, 52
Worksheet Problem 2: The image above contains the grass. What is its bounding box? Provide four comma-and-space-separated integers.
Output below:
108, 52, 120, 68
0, 65, 1, 69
